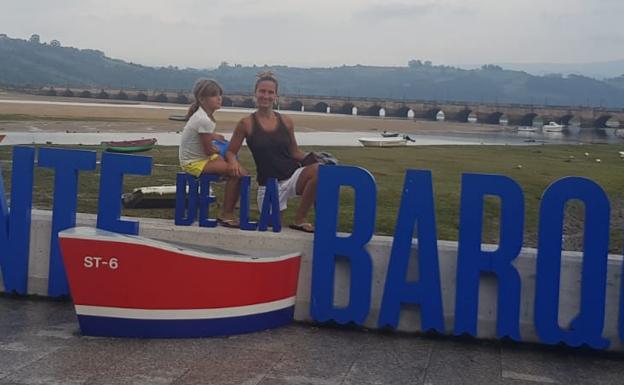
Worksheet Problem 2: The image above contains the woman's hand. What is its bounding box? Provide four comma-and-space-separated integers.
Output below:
227, 159, 243, 177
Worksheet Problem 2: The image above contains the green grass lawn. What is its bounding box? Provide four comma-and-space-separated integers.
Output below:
1, 143, 623, 252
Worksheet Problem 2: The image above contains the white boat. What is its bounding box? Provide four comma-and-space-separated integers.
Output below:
543, 122, 565, 132
358, 137, 408, 147
517, 126, 537, 132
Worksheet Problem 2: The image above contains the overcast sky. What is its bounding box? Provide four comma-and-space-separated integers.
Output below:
1, 0, 622, 69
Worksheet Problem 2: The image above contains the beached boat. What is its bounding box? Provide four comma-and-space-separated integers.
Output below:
358, 134, 415, 147
122, 185, 178, 209
122, 184, 215, 209
102, 138, 157, 153
359, 137, 407, 147
168, 115, 188, 122
543, 122, 565, 132
58, 227, 301, 338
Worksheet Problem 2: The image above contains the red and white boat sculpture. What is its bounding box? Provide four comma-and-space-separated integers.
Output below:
59, 227, 301, 338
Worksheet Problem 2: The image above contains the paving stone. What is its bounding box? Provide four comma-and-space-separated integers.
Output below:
2, 338, 142, 385
0, 298, 622, 385
502, 344, 624, 385
423, 339, 502, 385
172, 346, 283, 385
342, 334, 433, 385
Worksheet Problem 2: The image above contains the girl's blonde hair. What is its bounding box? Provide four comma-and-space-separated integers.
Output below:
255, 71, 278, 92
185, 78, 223, 120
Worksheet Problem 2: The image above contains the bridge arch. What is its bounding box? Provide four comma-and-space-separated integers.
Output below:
566, 116, 581, 127
456, 109, 475, 123
237, 98, 255, 108
362, 105, 383, 117
520, 113, 542, 127
222, 96, 233, 107
482, 112, 503, 124
425, 108, 445, 121
286, 100, 303, 112
338, 103, 355, 115
313, 102, 329, 113
595, 115, 620, 128
558, 114, 575, 126
390, 106, 411, 118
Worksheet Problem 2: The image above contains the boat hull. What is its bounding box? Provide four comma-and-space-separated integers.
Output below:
59, 227, 301, 338
102, 138, 157, 153
358, 137, 408, 147
542, 122, 565, 132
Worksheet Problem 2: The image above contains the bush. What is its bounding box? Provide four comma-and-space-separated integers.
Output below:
46, 88, 57, 96
135, 92, 148, 101
62, 88, 74, 97
96, 90, 109, 99
79, 90, 92, 98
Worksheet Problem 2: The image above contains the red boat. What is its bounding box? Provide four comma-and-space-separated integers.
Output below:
59, 227, 301, 338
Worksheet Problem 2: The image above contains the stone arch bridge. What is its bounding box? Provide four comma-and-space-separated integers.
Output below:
222, 94, 623, 129
42, 88, 624, 129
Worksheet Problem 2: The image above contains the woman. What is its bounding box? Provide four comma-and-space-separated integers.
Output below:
179, 78, 246, 227
226, 72, 318, 233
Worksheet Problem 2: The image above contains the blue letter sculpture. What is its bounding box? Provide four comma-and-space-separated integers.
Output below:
258, 178, 281, 232
535, 177, 610, 349
311, 165, 376, 324
239, 176, 258, 231
38, 148, 97, 296
0, 146, 35, 294
454, 173, 524, 340
379, 170, 445, 332
175, 173, 199, 226
198, 174, 218, 228
97, 152, 151, 235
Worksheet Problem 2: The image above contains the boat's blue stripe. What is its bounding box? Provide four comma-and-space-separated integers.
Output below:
76, 306, 295, 338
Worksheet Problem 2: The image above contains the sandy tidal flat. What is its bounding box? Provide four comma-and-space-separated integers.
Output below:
0, 97, 505, 135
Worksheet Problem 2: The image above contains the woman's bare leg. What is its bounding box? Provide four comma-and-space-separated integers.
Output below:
294, 163, 319, 224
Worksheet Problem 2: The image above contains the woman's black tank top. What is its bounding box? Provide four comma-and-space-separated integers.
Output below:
247, 112, 300, 186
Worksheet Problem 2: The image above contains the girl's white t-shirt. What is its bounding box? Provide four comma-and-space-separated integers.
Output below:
179, 107, 216, 166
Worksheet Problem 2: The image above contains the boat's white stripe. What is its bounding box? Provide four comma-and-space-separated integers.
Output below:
75, 297, 295, 320
59, 227, 300, 263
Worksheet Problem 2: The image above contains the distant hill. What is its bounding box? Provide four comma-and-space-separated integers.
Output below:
2, 35, 624, 108
492, 60, 624, 80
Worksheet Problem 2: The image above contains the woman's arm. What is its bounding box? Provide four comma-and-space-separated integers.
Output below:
283, 115, 306, 161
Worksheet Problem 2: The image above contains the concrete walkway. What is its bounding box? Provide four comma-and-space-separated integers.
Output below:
0, 296, 622, 385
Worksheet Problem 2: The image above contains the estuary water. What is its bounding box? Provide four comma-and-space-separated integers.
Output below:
0, 129, 622, 147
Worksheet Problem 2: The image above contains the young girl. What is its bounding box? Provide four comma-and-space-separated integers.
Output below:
179, 78, 246, 227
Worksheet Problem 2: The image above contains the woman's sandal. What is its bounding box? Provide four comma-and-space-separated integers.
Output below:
217, 217, 240, 228
289, 222, 314, 233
